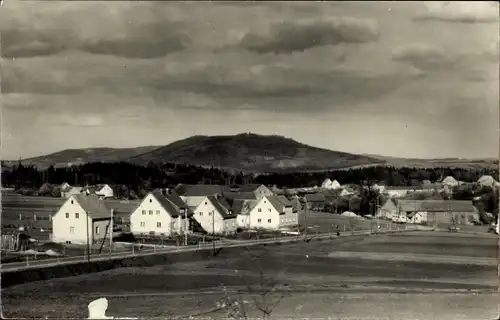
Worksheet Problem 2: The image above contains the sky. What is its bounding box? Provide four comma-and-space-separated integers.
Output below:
1, 1, 499, 160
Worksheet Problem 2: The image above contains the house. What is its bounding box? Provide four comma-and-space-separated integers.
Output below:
174, 184, 225, 197
61, 186, 83, 198
60, 182, 72, 193
129, 190, 194, 236
441, 176, 459, 187
227, 184, 274, 199
321, 179, 341, 190
238, 195, 298, 230
372, 183, 385, 193
383, 186, 420, 198
103, 199, 141, 230
376, 199, 479, 225
223, 191, 257, 201
276, 195, 298, 227
231, 199, 258, 228
52, 194, 112, 244
95, 184, 114, 199
303, 193, 327, 211
190, 195, 237, 234
477, 175, 500, 188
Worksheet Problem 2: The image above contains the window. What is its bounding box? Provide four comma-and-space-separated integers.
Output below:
71, 200, 74, 204
264, 200, 267, 203
142, 210, 146, 215
69, 226, 74, 234
157, 222, 162, 228
209, 212, 212, 216
75, 213, 79, 219
258, 208, 262, 212
268, 208, 271, 212
149, 199, 152, 203
268, 219, 272, 223
65, 213, 69, 218
140, 221, 145, 227
258, 218, 262, 223
95, 226, 100, 235
149, 210, 153, 215
205, 201, 208, 205
156, 210, 160, 215
199, 212, 203, 216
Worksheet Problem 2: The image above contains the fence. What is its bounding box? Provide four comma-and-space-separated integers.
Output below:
1, 224, 416, 272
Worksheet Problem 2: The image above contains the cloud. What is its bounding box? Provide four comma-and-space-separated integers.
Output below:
391, 43, 455, 71
414, 2, 499, 23
1, 2, 191, 59
237, 18, 380, 54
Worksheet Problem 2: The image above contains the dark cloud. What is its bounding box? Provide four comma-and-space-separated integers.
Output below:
237, 18, 380, 54
2, 18, 190, 59
391, 44, 455, 72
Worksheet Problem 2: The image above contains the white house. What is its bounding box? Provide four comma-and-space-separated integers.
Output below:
228, 184, 274, 200
383, 186, 415, 198
238, 195, 298, 230
60, 182, 71, 192
233, 199, 258, 228
441, 176, 459, 187
61, 186, 83, 198
95, 184, 114, 199
52, 194, 112, 244
129, 191, 193, 236
191, 195, 237, 235
477, 175, 500, 188
321, 179, 341, 190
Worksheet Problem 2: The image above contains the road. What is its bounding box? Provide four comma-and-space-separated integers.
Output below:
1, 228, 416, 272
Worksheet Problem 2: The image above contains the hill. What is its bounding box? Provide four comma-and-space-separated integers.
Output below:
4, 146, 160, 170
125, 133, 383, 172
363, 154, 498, 170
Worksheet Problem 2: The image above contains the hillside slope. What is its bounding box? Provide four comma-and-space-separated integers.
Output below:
125, 133, 383, 172
9, 146, 160, 169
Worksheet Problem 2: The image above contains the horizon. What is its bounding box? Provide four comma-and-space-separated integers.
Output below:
3, 1, 499, 160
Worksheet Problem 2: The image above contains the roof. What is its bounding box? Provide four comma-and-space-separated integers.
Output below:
103, 199, 141, 216
478, 175, 498, 186
223, 191, 257, 200
229, 184, 267, 193
207, 196, 236, 219
265, 196, 286, 214
385, 186, 421, 191
290, 198, 302, 211
151, 191, 194, 218
392, 199, 477, 213
174, 184, 225, 197
277, 195, 292, 207
231, 199, 258, 216
72, 194, 111, 219
304, 193, 326, 202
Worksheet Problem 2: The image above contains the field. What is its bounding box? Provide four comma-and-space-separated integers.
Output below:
3, 230, 498, 319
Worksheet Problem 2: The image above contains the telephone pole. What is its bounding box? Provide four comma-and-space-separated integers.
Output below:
303, 198, 308, 241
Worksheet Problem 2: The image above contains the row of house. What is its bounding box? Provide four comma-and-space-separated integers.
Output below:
60, 182, 114, 199
376, 199, 480, 225
51, 184, 302, 244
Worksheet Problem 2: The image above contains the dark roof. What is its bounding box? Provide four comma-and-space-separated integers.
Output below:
174, 184, 225, 197
277, 195, 292, 207
231, 199, 257, 216
304, 193, 326, 202
207, 196, 236, 219
230, 184, 267, 193
151, 191, 194, 218
223, 191, 257, 200
73, 194, 111, 219
266, 195, 286, 214
392, 199, 477, 213
103, 199, 141, 216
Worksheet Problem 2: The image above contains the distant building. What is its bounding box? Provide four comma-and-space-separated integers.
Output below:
321, 179, 341, 190
190, 195, 237, 234
477, 175, 500, 188
52, 194, 112, 244
227, 184, 274, 199
441, 176, 459, 187
384, 186, 421, 198
61, 186, 83, 198
95, 184, 114, 199
376, 199, 479, 225
129, 191, 193, 236
304, 193, 327, 210
232, 199, 258, 228
59, 182, 72, 193
237, 195, 297, 230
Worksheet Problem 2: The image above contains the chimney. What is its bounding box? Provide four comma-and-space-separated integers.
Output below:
165, 188, 171, 195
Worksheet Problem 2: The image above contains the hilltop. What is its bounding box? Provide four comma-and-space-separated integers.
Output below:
125, 133, 383, 172
4, 133, 497, 172
3, 146, 160, 170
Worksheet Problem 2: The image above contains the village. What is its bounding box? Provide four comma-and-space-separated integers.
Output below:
2, 173, 499, 253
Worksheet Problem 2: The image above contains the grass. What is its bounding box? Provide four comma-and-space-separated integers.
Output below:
2, 231, 497, 318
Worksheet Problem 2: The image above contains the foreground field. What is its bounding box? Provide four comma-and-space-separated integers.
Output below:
3, 231, 498, 319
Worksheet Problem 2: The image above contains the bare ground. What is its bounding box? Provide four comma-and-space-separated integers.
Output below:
2, 231, 498, 319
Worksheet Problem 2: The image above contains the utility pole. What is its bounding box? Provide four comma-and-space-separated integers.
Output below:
212, 210, 216, 255
86, 212, 90, 265
109, 209, 114, 254
303, 198, 308, 241
184, 209, 188, 246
